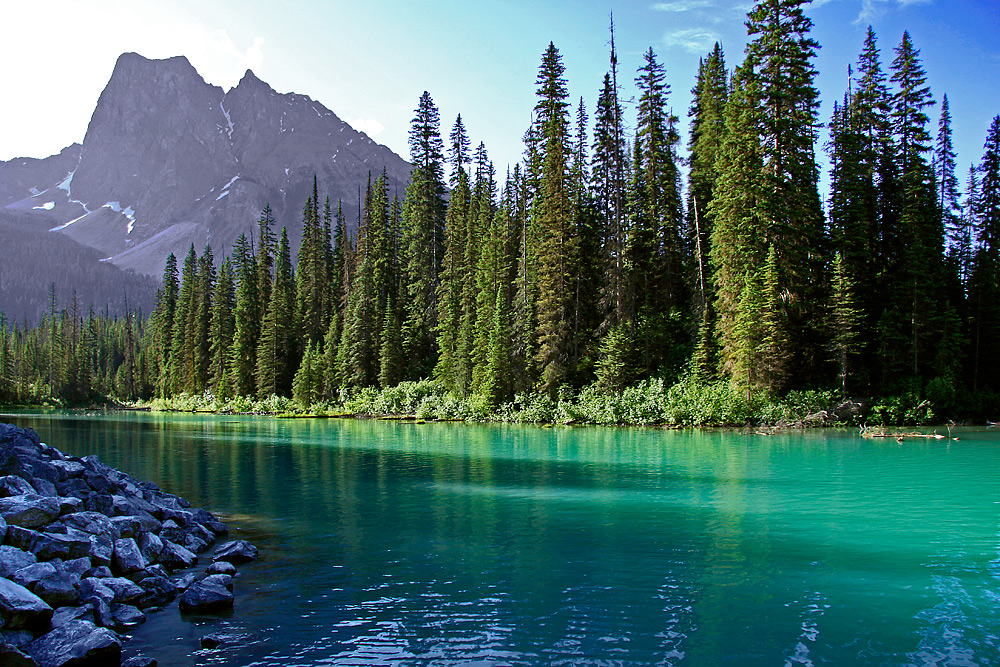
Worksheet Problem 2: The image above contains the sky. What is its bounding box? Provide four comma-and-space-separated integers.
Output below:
2, 0, 999, 197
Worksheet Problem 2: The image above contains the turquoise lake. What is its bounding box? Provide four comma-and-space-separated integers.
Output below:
3, 411, 1000, 666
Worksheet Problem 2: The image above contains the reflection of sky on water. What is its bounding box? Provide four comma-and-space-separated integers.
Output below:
5, 412, 1000, 666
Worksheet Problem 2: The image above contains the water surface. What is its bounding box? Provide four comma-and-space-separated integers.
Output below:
4, 411, 999, 666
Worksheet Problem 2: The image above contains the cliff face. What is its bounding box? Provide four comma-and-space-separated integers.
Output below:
1, 52, 412, 278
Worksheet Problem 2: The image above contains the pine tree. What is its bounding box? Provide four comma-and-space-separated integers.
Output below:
448, 114, 471, 187
634, 46, 687, 377
401, 92, 447, 378
709, 61, 766, 389
968, 115, 1000, 390
209, 257, 235, 397
193, 245, 215, 392
687, 43, 728, 327
745, 0, 827, 391
255, 204, 276, 328
888, 30, 943, 380
297, 178, 325, 347
292, 341, 323, 408
150, 253, 178, 398
256, 227, 296, 397
593, 72, 629, 333
228, 233, 260, 397
532, 42, 577, 396
435, 169, 471, 391
168, 245, 198, 394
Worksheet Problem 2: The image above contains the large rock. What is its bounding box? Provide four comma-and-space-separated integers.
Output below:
112, 538, 146, 574
0, 476, 35, 497
0, 495, 61, 528
11, 562, 58, 589
109, 603, 145, 629
0, 546, 37, 579
136, 532, 163, 563
102, 577, 143, 604
206, 560, 236, 576
135, 575, 177, 609
158, 540, 196, 570
26, 619, 121, 667
0, 577, 53, 630
78, 578, 114, 605
6, 526, 92, 562
213, 540, 258, 565
32, 572, 79, 608
178, 578, 233, 613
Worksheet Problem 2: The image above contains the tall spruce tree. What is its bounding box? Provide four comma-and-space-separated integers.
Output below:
745, 0, 826, 391
228, 233, 260, 397
209, 257, 235, 397
532, 42, 577, 396
256, 227, 297, 397
401, 91, 447, 378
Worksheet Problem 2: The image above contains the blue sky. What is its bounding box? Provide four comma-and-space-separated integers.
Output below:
3, 0, 998, 197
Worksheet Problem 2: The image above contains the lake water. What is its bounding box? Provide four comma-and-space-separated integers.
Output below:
3, 411, 1000, 666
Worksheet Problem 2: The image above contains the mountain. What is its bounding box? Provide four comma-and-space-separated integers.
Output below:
1, 52, 412, 280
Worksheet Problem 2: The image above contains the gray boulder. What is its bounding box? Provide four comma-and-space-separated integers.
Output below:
32, 572, 79, 608
122, 655, 157, 667
6, 526, 91, 562
109, 515, 141, 539
49, 460, 85, 480
112, 538, 147, 574
78, 578, 114, 605
203, 573, 234, 592
55, 497, 82, 516
0, 546, 37, 578
213, 540, 258, 565
136, 575, 177, 609
158, 540, 196, 570
172, 573, 197, 591
0, 577, 53, 630
206, 560, 236, 576
11, 562, 57, 589
136, 532, 163, 563
0, 495, 61, 528
26, 619, 120, 667
0, 476, 35, 497
109, 603, 145, 629
59, 558, 91, 580
102, 576, 143, 604
50, 604, 95, 628
178, 578, 233, 613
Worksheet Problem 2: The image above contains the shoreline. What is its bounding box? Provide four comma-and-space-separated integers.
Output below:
0, 422, 259, 667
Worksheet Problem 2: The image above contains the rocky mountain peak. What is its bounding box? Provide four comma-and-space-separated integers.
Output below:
1, 52, 412, 279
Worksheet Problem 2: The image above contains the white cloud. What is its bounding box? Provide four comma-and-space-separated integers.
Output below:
854, 0, 931, 25
662, 28, 722, 53
651, 0, 713, 11
349, 118, 385, 137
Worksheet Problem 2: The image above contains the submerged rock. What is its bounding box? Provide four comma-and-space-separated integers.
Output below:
178, 578, 233, 613
212, 540, 258, 565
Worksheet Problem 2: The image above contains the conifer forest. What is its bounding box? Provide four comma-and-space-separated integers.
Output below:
3, 0, 1000, 424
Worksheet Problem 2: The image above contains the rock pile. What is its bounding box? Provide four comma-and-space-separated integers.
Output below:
0, 423, 258, 667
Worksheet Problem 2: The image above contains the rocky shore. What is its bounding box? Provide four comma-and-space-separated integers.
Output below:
0, 423, 258, 667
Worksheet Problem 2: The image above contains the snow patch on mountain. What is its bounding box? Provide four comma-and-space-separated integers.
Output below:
34, 201, 55, 210
220, 102, 234, 139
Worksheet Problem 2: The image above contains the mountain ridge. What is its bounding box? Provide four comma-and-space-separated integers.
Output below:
1, 52, 412, 279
